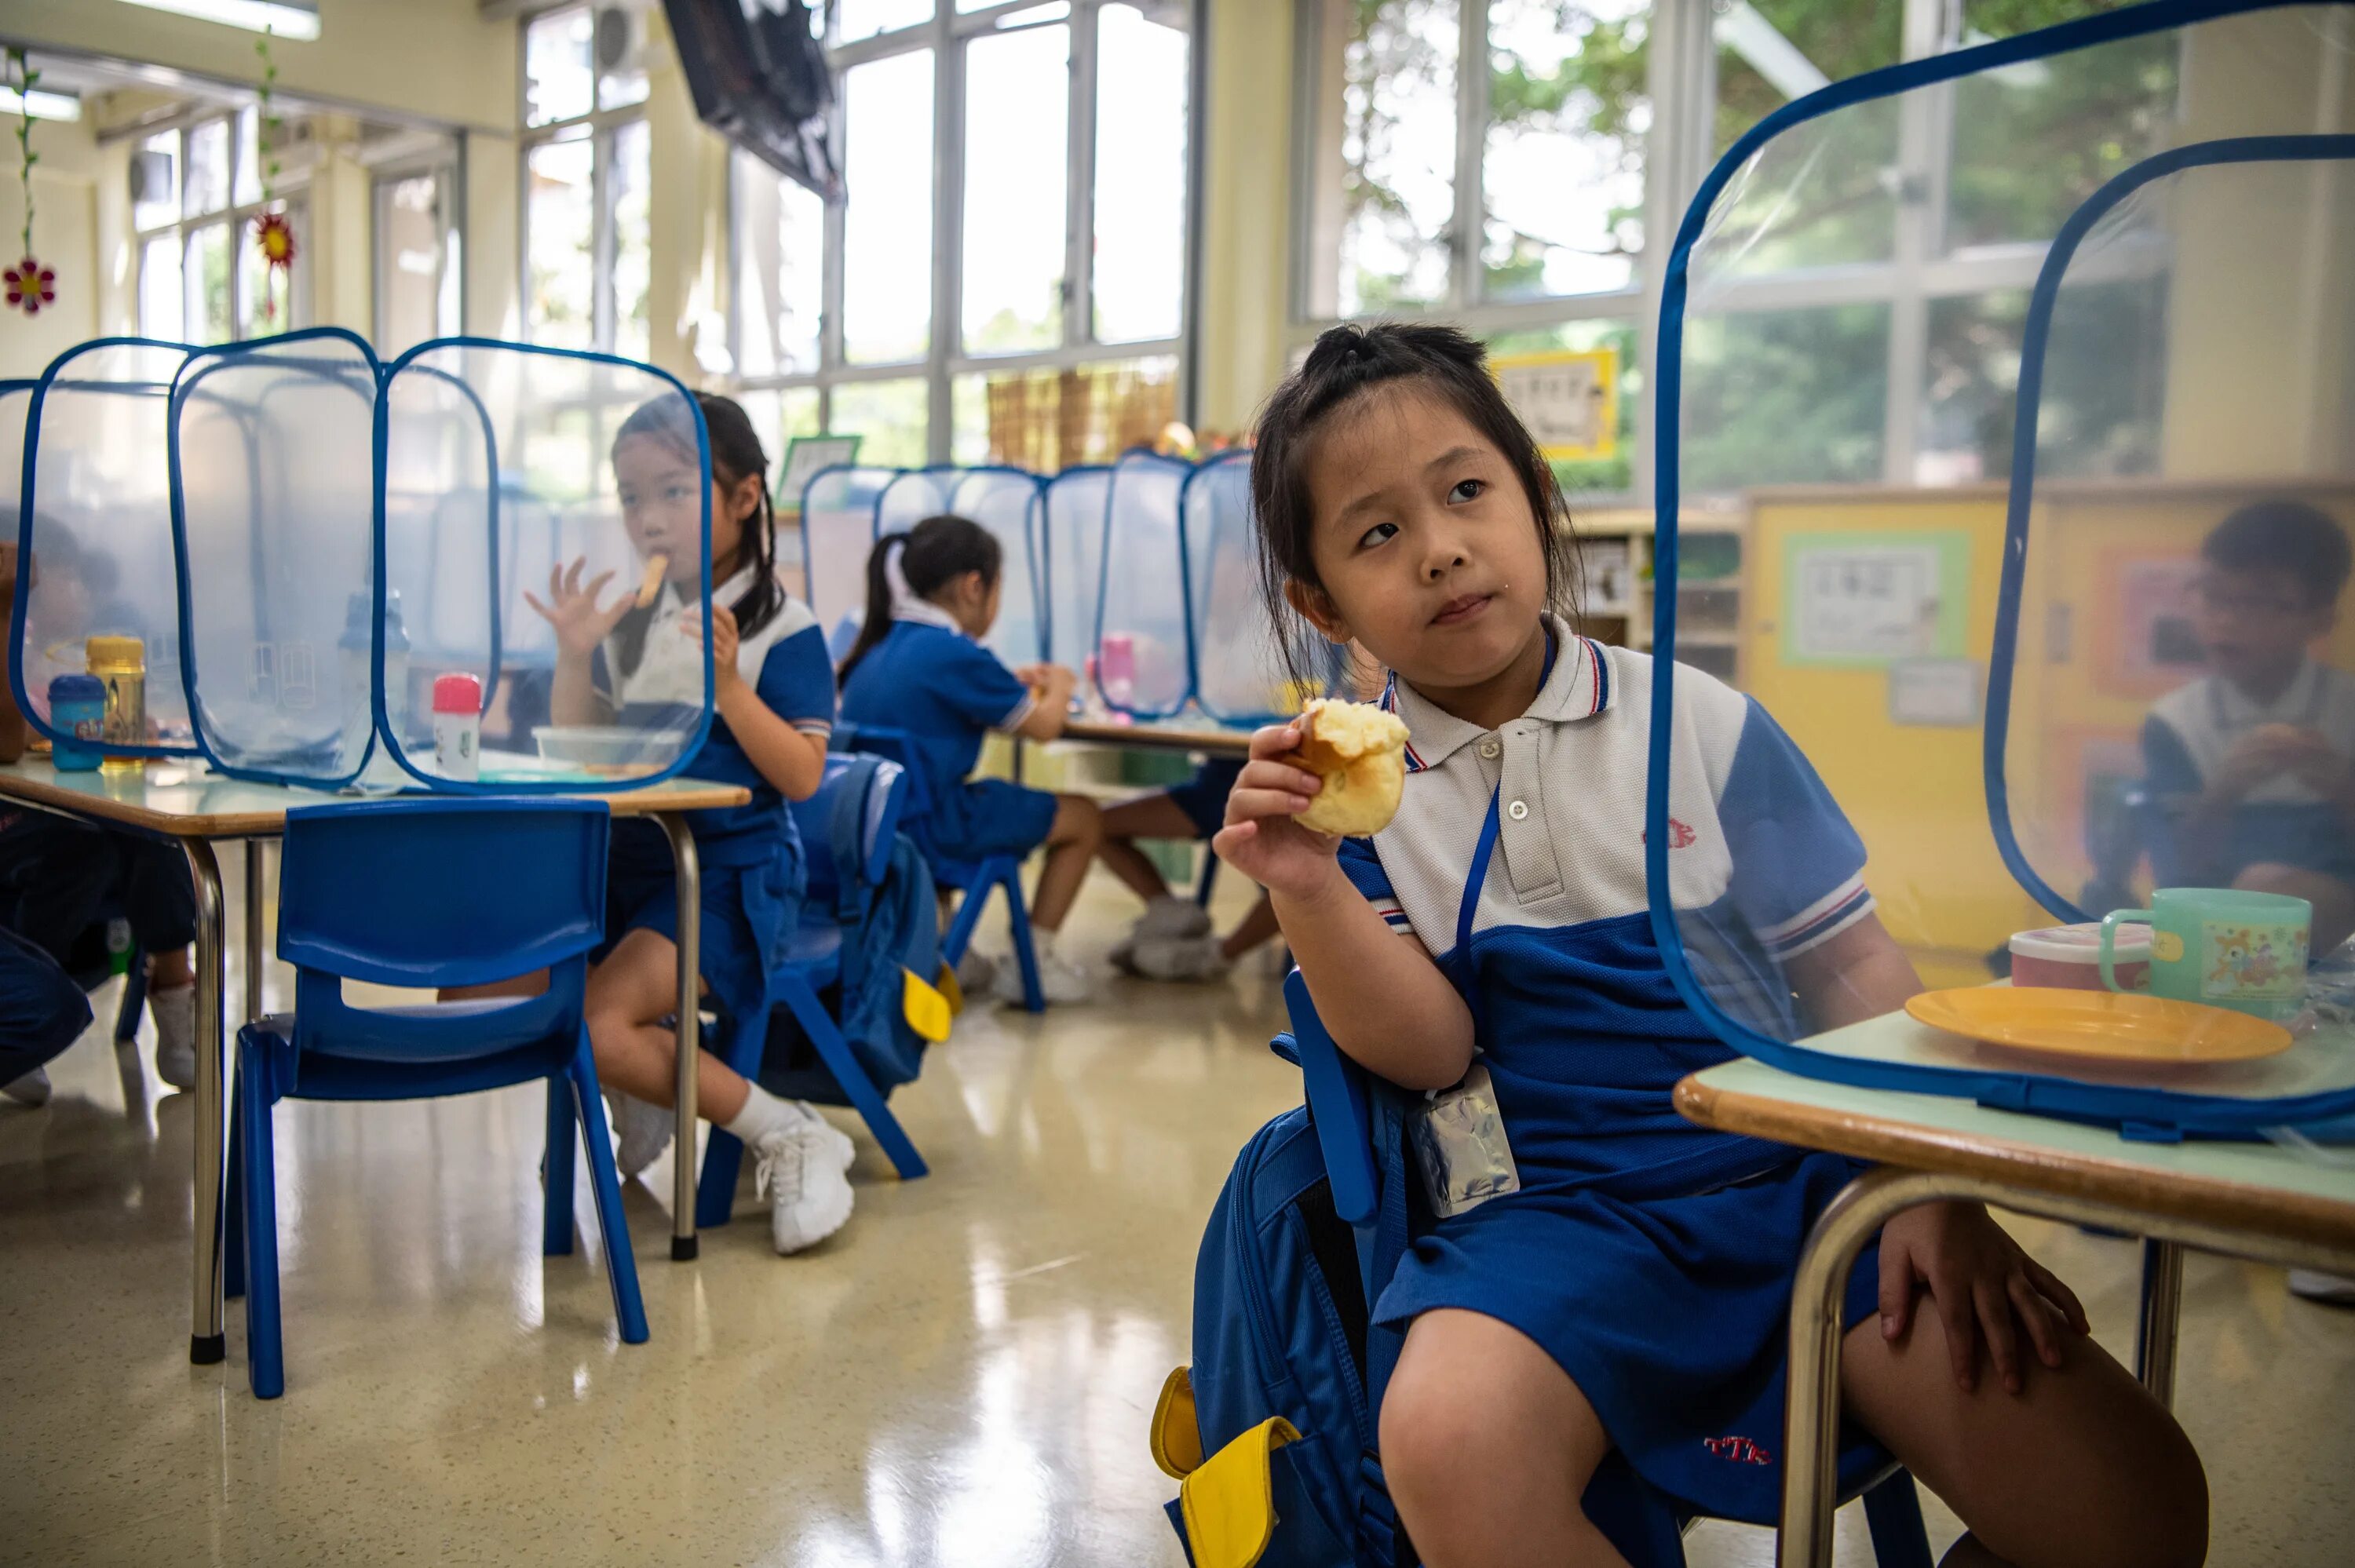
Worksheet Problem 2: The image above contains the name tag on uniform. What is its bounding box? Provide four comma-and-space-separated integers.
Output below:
1411, 1061, 1521, 1218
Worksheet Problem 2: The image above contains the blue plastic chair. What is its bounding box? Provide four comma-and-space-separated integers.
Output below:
696, 756, 930, 1229
1273, 972, 1934, 1568
222, 799, 647, 1399
834, 721, 1045, 1013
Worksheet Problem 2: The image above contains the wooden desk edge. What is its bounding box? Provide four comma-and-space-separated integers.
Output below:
1057, 720, 1254, 756
1674, 1075, 2355, 1250
0, 770, 750, 840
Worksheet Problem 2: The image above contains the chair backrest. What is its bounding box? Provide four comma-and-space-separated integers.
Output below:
278, 799, 611, 990
793, 753, 910, 909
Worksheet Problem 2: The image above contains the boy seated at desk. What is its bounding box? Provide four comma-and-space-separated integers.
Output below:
0, 538, 202, 1098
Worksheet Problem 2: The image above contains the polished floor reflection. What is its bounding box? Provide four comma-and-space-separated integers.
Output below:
3, 867, 2351, 1566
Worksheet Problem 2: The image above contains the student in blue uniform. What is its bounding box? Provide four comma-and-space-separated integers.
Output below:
1215, 323, 2203, 1568
837, 515, 1101, 1005
525, 392, 853, 1255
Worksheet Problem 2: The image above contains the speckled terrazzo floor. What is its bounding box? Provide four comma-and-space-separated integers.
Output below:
3, 862, 2351, 1566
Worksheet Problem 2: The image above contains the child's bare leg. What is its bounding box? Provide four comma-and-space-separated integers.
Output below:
1028, 794, 1101, 933
1097, 794, 1195, 903
1842, 1291, 2206, 1568
1381, 1308, 1630, 1568
583, 928, 751, 1123
1220, 892, 1283, 961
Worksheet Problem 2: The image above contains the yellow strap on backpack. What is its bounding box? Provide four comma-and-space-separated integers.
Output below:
903, 967, 953, 1042
1151, 1366, 1203, 1479
1178, 1414, 1302, 1568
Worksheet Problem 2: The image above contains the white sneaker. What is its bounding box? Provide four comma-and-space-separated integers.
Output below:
610, 1092, 674, 1179
2, 1066, 51, 1106
1136, 894, 1214, 942
955, 948, 999, 994
754, 1110, 856, 1255
2289, 1269, 2355, 1306
993, 946, 1095, 1006
1133, 934, 1230, 982
151, 983, 197, 1089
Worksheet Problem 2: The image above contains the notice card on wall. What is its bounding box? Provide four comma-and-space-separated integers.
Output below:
1492, 348, 1619, 462
1783, 532, 1970, 665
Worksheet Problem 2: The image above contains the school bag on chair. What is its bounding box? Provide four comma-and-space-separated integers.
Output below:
1152, 1013, 1419, 1568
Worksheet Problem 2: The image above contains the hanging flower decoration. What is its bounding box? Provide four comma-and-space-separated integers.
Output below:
4, 257, 54, 316
6, 49, 54, 319
249, 28, 291, 321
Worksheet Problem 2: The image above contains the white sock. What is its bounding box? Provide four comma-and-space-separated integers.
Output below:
723, 1083, 807, 1146
150, 983, 195, 1049
1032, 931, 1061, 962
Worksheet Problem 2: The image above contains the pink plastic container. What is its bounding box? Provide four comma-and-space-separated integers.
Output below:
2010, 921, 2149, 992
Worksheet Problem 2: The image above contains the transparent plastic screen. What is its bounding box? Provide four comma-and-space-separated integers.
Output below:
382, 342, 710, 789
876, 469, 957, 535
1094, 450, 1192, 717
950, 469, 1045, 665
1186, 453, 1292, 724
1655, 4, 2355, 1126
1042, 465, 1110, 667
171, 334, 381, 783
16, 341, 197, 753
801, 465, 896, 652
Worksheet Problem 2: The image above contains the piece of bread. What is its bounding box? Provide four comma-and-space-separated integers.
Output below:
1287, 697, 1410, 836
635, 553, 670, 609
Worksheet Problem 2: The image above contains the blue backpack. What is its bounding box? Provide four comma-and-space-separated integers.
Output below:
1152, 1045, 1418, 1568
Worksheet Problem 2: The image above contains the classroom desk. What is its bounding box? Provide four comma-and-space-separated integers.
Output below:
1058, 716, 1255, 758
1674, 1048, 2355, 1568
0, 757, 753, 1366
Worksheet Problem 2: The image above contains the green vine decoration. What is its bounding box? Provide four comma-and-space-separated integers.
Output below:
250, 27, 294, 321
4, 47, 54, 316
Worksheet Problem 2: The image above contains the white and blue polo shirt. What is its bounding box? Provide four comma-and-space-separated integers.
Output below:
2142, 658, 2355, 882
1336, 617, 1873, 1194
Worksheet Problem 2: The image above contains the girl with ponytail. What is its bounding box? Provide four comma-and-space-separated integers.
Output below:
838, 514, 1102, 1005
524, 391, 858, 1256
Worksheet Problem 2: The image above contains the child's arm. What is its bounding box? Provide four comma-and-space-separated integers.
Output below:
1217, 718, 1473, 1091
524, 560, 629, 726
1006, 664, 1078, 742
1783, 911, 1922, 1031
689, 603, 830, 800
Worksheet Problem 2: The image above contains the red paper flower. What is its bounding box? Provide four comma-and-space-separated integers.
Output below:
4, 255, 54, 316
254, 210, 297, 271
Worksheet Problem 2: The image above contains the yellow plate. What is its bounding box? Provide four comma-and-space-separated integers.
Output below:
1904, 986, 2292, 1064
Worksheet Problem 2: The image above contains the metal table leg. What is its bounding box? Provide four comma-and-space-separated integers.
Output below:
184, 839, 228, 1366
2136, 1238, 2185, 1406
658, 813, 701, 1262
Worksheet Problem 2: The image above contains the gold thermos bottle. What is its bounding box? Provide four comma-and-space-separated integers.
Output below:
86, 635, 146, 775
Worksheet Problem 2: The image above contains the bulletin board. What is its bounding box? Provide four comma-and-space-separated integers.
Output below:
1780, 530, 1973, 667
1492, 348, 1619, 463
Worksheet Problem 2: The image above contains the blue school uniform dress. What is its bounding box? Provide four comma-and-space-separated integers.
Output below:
594, 567, 835, 1025
838, 600, 1060, 862
1337, 616, 1889, 1524
2143, 658, 2355, 886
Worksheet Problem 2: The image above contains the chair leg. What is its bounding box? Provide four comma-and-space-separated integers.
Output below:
694, 1001, 773, 1231
1859, 1471, 1935, 1568
1192, 848, 1218, 907
776, 973, 928, 1180
999, 866, 1045, 1013
224, 1060, 246, 1301
569, 1039, 648, 1346
940, 881, 990, 968
114, 948, 148, 1044
543, 1073, 578, 1257
236, 1029, 285, 1400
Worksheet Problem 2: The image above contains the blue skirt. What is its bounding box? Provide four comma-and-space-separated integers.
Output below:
1372, 1150, 1890, 1524
929, 776, 1060, 862
1164, 758, 1245, 840
596, 819, 800, 1027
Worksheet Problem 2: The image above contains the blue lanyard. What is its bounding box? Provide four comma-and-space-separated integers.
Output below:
1444, 629, 1557, 1036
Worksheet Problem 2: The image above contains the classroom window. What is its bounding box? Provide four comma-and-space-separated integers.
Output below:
374, 166, 463, 356
1291, 0, 2172, 500
730, 2, 1196, 467
132, 111, 308, 344
518, 2, 651, 356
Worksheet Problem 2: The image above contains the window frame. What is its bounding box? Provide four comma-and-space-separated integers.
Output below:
1287, 0, 2182, 503
131, 107, 312, 345
370, 147, 469, 352
728, 0, 1203, 466
517, 0, 650, 356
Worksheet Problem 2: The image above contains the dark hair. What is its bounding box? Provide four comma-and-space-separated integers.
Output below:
1247, 322, 1578, 681
608, 391, 781, 678
2203, 499, 2353, 607
837, 513, 1003, 684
